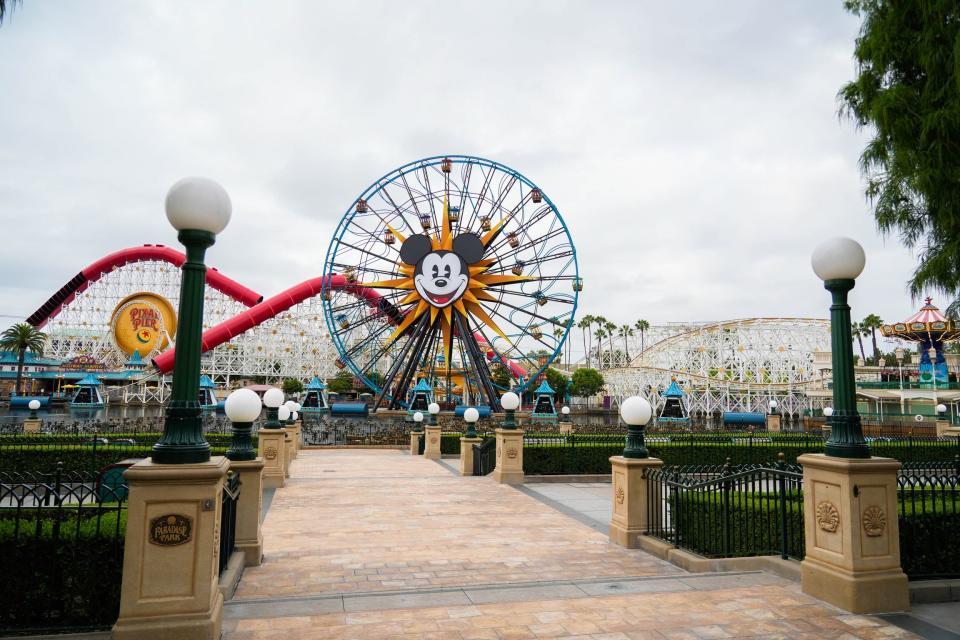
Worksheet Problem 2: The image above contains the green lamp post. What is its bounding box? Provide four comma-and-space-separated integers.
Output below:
224, 388, 262, 461
427, 402, 440, 427
812, 237, 870, 459
28, 399, 40, 421
463, 406, 480, 439
500, 391, 520, 429
620, 395, 652, 458
152, 177, 232, 464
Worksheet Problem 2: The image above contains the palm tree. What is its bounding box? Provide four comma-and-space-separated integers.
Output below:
861, 314, 884, 360
618, 324, 634, 362
604, 321, 617, 366
0, 0, 20, 25
553, 326, 565, 366
634, 319, 650, 354
577, 315, 594, 367
595, 328, 608, 368
0, 323, 47, 396
851, 321, 867, 363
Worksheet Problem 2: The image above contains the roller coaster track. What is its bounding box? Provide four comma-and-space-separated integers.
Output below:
29, 245, 528, 380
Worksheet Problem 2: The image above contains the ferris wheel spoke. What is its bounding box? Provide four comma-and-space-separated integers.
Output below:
484, 249, 576, 275
372, 186, 420, 236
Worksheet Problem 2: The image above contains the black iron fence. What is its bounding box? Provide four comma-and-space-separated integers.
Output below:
473, 438, 496, 476
300, 416, 410, 446
898, 472, 960, 579
644, 460, 805, 560
219, 470, 240, 575
0, 464, 127, 634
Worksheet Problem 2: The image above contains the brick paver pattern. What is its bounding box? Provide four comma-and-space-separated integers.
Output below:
227, 449, 918, 639
234, 450, 678, 600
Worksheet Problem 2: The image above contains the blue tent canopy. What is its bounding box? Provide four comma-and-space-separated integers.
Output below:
663, 379, 685, 398
75, 373, 102, 386
199, 374, 216, 389
534, 380, 555, 395
411, 378, 432, 393
305, 376, 326, 390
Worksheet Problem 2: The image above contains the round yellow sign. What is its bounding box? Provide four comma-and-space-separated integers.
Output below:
110, 292, 177, 357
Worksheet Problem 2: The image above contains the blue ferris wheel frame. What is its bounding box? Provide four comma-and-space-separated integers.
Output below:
321, 154, 580, 401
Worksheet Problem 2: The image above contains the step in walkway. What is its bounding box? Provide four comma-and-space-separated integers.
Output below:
224, 450, 922, 639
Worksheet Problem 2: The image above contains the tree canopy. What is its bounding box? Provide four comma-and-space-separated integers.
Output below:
840, 1, 960, 307
570, 367, 604, 397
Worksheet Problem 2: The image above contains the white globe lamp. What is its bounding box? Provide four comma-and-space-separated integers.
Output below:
500, 392, 520, 429
224, 388, 262, 461
620, 395, 652, 459
165, 177, 232, 235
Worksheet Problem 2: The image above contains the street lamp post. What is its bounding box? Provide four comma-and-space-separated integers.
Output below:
28, 399, 40, 420
620, 395, 652, 459
427, 402, 440, 427
413, 411, 424, 429
811, 237, 869, 459
464, 407, 479, 439
895, 346, 905, 414
152, 177, 232, 464
500, 392, 520, 429
224, 388, 262, 461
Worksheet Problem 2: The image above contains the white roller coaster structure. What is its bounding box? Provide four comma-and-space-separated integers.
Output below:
599, 318, 832, 417
41, 259, 338, 389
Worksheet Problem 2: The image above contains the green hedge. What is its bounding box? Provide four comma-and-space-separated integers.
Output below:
668, 492, 805, 559
521, 437, 960, 475
0, 510, 126, 632
899, 491, 960, 578
0, 442, 233, 474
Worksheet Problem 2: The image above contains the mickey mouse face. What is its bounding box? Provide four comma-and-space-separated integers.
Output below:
400, 232, 485, 309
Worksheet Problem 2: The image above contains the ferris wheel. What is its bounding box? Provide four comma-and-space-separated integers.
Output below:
321, 155, 580, 410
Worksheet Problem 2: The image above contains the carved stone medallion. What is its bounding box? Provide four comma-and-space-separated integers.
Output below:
816, 501, 840, 532
615, 486, 625, 505
861, 505, 886, 537
265, 446, 278, 461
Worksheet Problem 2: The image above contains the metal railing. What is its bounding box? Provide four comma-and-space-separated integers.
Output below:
473, 437, 496, 476
644, 459, 805, 560
0, 464, 128, 633
898, 472, 960, 579
219, 470, 240, 575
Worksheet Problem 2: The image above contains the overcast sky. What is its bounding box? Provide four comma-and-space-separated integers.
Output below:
0, 1, 931, 349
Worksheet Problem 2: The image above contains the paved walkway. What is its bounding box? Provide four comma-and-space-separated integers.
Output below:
224, 450, 920, 639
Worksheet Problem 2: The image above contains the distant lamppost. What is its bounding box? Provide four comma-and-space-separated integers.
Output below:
811, 237, 869, 459
501, 392, 520, 429
895, 346, 905, 413
413, 411, 424, 430
427, 402, 440, 427
284, 400, 297, 425
28, 399, 40, 420
278, 405, 291, 424
152, 177, 232, 464
936, 403, 947, 423
620, 395, 652, 459
560, 405, 571, 422
823, 406, 834, 418
769, 399, 778, 415
464, 407, 480, 439
224, 388, 262, 461
262, 388, 284, 429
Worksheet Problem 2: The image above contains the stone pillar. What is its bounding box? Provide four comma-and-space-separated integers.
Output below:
459, 437, 482, 476
229, 458, 264, 567
491, 429, 524, 484
290, 421, 301, 459
797, 454, 909, 614
936, 419, 951, 437
257, 429, 286, 489
409, 431, 422, 455
111, 457, 229, 640
559, 422, 573, 435
609, 456, 663, 548
766, 414, 781, 433
423, 425, 442, 460
283, 429, 293, 478
22, 419, 41, 433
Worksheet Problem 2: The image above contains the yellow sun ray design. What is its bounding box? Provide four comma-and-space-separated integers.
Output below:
355, 196, 531, 354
